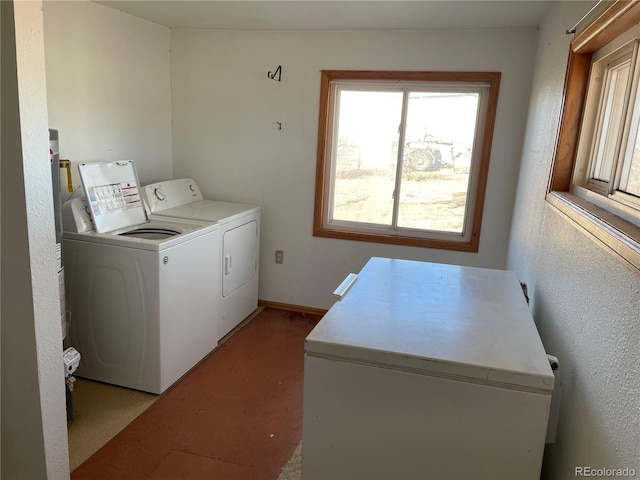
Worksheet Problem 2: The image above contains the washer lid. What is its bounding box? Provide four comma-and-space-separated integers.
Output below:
154, 201, 260, 224
79, 161, 148, 233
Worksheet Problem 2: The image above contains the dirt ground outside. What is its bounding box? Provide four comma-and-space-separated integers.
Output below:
333, 167, 470, 233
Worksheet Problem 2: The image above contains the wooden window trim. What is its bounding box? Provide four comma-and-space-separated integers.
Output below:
313, 70, 501, 253
548, 0, 640, 273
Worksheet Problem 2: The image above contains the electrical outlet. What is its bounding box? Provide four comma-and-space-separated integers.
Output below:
275, 250, 284, 264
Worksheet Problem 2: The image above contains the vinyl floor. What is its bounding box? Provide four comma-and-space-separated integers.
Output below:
69, 307, 321, 480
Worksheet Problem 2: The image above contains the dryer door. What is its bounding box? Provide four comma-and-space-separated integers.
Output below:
222, 220, 258, 297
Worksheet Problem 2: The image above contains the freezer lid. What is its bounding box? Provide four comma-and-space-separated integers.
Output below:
78, 161, 147, 233
305, 257, 554, 393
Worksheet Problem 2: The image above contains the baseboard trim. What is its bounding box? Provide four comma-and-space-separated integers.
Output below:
258, 300, 327, 316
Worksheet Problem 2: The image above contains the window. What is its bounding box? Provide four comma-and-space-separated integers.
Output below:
575, 33, 640, 217
313, 71, 501, 252
548, 1, 640, 272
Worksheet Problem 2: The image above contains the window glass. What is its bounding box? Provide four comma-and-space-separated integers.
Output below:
331, 89, 402, 226
591, 56, 631, 183
398, 91, 479, 233
620, 62, 640, 197
620, 138, 640, 196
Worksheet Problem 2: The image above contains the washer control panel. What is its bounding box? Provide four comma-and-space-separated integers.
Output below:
154, 187, 166, 202
62, 197, 95, 233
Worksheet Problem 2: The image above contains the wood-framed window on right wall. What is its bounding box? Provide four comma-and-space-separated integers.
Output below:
548, 0, 640, 273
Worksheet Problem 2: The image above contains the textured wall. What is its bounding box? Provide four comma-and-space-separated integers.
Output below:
1, 1, 70, 478
43, 0, 172, 202
507, 2, 640, 477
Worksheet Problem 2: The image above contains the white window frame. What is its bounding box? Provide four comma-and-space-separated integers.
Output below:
313, 70, 501, 253
572, 27, 640, 227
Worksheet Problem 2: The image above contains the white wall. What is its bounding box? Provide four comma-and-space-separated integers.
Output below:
43, 0, 172, 202
507, 2, 640, 478
1, 1, 70, 478
170, 28, 538, 309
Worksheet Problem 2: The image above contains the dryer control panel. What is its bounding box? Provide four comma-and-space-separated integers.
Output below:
143, 179, 204, 213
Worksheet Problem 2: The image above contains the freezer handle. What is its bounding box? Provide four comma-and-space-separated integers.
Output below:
333, 273, 358, 298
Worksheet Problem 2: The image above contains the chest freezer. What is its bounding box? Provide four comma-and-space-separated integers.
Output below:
302, 257, 554, 480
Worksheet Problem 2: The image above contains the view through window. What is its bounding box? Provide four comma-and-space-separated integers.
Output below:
332, 88, 479, 234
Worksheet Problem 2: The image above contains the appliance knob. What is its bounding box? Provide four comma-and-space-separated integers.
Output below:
154, 187, 165, 201
163, 256, 169, 265
188, 184, 195, 192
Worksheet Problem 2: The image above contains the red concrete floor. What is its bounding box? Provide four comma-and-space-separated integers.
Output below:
71, 308, 322, 480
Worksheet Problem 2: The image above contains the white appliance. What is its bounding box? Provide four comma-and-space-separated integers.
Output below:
302, 257, 554, 480
63, 161, 221, 394
143, 179, 260, 340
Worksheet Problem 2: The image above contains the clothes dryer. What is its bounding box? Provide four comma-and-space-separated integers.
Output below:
63, 161, 221, 394
143, 179, 260, 340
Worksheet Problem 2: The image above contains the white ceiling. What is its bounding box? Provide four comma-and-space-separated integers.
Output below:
93, 1, 555, 31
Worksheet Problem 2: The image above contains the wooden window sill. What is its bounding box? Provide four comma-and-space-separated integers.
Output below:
546, 191, 640, 273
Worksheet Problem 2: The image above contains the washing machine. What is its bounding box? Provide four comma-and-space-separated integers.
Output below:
62, 161, 221, 394
142, 179, 260, 340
